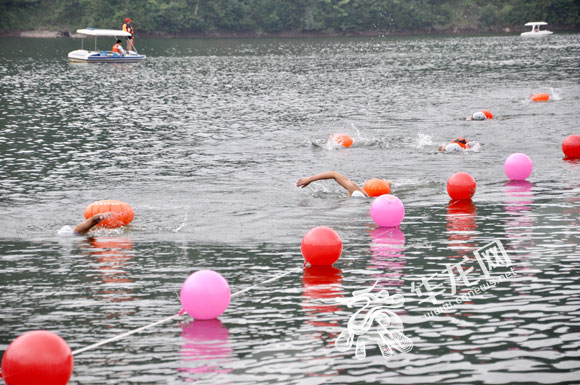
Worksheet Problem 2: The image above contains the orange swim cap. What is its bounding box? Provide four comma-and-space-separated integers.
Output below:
452, 137, 468, 149
329, 133, 353, 148
531, 93, 550, 102
481, 110, 493, 119
363, 179, 391, 197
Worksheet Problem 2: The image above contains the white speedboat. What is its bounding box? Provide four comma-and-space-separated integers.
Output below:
520, 22, 553, 37
68, 28, 146, 63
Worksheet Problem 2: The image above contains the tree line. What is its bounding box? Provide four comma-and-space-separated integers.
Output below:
1, 0, 579, 35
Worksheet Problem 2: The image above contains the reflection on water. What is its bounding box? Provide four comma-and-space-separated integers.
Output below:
301, 266, 343, 342
179, 320, 232, 378
369, 227, 406, 287
87, 237, 136, 303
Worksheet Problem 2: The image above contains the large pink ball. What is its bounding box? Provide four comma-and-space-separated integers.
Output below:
504, 153, 533, 181
370, 194, 405, 228
180, 270, 230, 320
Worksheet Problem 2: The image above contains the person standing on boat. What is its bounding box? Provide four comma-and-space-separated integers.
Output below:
122, 18, 134, 51
112, 39, 126, 55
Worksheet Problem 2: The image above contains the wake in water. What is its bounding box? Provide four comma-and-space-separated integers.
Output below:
413, 133, 481, 153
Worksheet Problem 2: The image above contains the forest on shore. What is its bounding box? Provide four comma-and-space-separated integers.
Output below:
1, 0, 579, 36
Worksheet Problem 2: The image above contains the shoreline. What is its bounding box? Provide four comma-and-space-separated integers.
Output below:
2, 26, 578, 39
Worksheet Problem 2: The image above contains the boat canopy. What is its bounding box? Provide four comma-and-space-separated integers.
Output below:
524, 22, 548, 26
76, 28, 132, 37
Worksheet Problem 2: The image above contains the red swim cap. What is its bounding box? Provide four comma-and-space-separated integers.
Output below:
452, 137, 468, 149
125, 18, 132, 23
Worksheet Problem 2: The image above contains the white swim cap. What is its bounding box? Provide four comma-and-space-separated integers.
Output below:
445, 143, 463, 152
472, 111, 486, 121
351, 190, 366, 198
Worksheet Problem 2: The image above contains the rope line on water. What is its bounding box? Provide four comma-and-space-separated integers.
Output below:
72, 266, 302, 356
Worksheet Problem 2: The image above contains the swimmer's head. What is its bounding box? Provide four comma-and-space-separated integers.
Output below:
351, 190, 366, 198
470, 111, 486, 121
452, 137, 469, 149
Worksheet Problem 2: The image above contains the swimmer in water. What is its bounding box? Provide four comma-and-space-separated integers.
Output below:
467, 111, 486, 121
438, 137, 470, 152
296, 171, 391, 198
62, 212, 115, 236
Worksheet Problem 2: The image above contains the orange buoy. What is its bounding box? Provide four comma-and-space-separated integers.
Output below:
329, 133, 353, 148
451, 137, 469, 149
481, 110, 493, 119
84, 200, 134, 228
531, 93, 550, 102
363, 179, 391, 197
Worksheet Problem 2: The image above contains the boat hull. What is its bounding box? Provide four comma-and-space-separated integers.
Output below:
520, 31, 553, 37
68, 49, 146, 63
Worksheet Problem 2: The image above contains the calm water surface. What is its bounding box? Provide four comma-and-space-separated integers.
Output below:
0, 34, 579, 384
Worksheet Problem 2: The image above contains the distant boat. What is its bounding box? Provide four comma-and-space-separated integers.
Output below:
520, 22, 553, 37
68, 28, 146, 63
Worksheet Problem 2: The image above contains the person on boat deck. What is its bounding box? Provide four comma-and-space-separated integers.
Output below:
112, 40, 126, 55
122, 18, 134, 51
297, 171, 392, 198
467, 111, 486, 121
438, 137, 470, 152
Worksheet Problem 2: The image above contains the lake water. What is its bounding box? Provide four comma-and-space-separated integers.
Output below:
0, 34, 579, 384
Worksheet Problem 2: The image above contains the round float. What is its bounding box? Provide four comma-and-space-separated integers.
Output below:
301, 226, 342, 266
84, 200, 134, 228
1, 330, 73, 385
562, 135, 580, 158
363, 179, 391, 197
447, 172, 476, 200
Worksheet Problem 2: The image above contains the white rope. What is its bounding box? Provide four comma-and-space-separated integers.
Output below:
72, 313, 182, 356
72, 266, 302, 356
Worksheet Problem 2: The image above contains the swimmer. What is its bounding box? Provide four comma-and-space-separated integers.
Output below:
466, 111, 486, 121
438, 137, 470, 152
59, 212, 115, 236
297, 171, 391, 198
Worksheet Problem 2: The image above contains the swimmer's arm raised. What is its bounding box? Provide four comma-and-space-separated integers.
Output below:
297, 171, 362, 196
73, 212, 114, 235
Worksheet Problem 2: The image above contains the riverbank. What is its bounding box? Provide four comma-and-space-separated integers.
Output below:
2, 26, 578, 39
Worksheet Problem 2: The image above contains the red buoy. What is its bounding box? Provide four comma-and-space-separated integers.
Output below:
1, 331, 73, 385
301, 226, 342, 266
447, 172, 476, 200
562, 135, 580, 159
84, 200, 134, 228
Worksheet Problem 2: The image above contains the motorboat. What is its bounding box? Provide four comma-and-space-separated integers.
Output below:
68, 28, 146, 63
520, 22, 553, 37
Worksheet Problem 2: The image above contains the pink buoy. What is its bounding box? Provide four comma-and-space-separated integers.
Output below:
504, 153, 533, 181
370, 194, 405, 228
180, 270, 231, 320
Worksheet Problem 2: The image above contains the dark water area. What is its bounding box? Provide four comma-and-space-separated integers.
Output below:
0, 34, 579, 384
